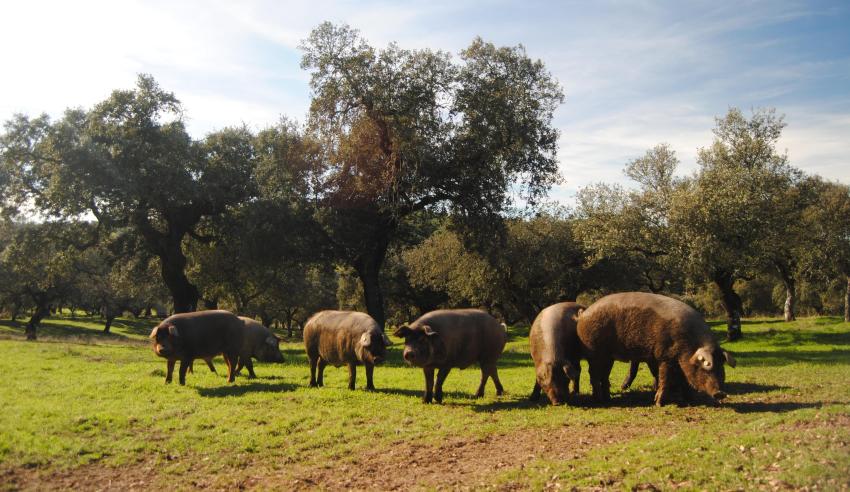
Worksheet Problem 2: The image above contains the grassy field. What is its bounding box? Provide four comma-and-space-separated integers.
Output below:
0, 315, 848, 491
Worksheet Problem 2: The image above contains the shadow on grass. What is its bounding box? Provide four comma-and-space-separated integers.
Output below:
0, 318, 133, 342
724, 381, 788, 394
370, 386, 474, 402
0, 316, 160, 344
197, 381, 298, 397
725, 401, 823, 414
737, 349, 850, 366
467, 381, 798, 412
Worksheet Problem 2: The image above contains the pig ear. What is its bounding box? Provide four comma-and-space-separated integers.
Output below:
422, 325, 438, 337
562, 363, 579, 381
148, 326, 159, 339
359, 332, 371, 346
167, 324, 180, 337
723, 350, 736, 368
393, 325, 412, 338
689, 347, 713, 370
572, 308, 584, 322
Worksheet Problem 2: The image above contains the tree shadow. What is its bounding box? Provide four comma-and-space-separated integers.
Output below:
109, 317, 159, 336
0, 318, 137, 343
196, 381, 298, 397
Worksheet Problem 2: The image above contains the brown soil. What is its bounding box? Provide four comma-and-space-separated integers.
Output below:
2, 422, 650, 492
285, 422, 650, 491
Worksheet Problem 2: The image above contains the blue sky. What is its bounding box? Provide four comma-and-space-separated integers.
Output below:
1, 0, 848, 203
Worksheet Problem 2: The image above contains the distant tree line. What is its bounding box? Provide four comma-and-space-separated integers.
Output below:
1, 23, 848, 341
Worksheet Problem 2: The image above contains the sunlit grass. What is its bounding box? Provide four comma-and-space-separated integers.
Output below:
0, 315, 847, 489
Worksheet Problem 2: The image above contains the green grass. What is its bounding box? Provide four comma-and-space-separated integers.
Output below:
0, 316, 848, 490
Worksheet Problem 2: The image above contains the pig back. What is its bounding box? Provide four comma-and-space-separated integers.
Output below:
530, 302, 583, 366
304, 310, 379, 366
577, 292, 709, 361
238, 317, 273, 357
413, 309, 506, 368
164, 310, 244, 358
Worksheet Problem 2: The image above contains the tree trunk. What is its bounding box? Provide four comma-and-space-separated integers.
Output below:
260, 314, 273, 328
160, 242, 200, 314
25, 302, 50, 341
353, 232, 391, 331
144, 305, 152, 317
11, 302, 20, 321
103, 315, 115, 333
775, 263, 797, 322
783, 281, 796, 322
203, 298, 219, 310
714, 272, 743, 341
845, 276, 850, 323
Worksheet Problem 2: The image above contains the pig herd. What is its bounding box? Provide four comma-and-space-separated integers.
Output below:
149, 291, 736, 407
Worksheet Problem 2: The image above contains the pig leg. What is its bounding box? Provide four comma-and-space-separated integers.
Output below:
347, 363, 357, 390
648, 362, 659, 392
423, 367, 435, 403
223, 352, 238, 383
317, 359, 327, 387
474, 368, 490, 398
566, 361, 581, 396
364, 363, 375, 391
205, 358, 217, 373
165, 359, 175, 384
530, 382, 542, 401
476, 364, 503, 398
621, 361, 640, 391
188, 360, 194, 374
588, 357, 614, 403
178, 358, 191, 385
239, 358, 256, 379
489, 365, 504, 396
434, 367, 451, 403
654, 361, 676, 406
308, 356, 319, 387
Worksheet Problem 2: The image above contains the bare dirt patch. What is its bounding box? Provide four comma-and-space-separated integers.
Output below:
1, 422, 652, 491
286, 422, 652, 491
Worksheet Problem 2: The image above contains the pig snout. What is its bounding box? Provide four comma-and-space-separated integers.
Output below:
713, 390, 727, 401
154, 344, 172, 357
403, 349, 416, 363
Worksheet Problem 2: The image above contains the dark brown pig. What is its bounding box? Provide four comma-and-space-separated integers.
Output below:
303, 310, 390, 390
393, 309, 507, 404
191, 317, 284, 377
529, 302, 584, 405
577, 292, 736, 406
149, 310, 244, 385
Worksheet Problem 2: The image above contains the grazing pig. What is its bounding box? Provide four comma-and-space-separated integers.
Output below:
190, 317, 285, 377
577, 292, 736, 406
234, 317, 285, 378
529, 302, 584, 405
303, 310, 390, 390
394, 309, 507, 404
149, 310, 244, 385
